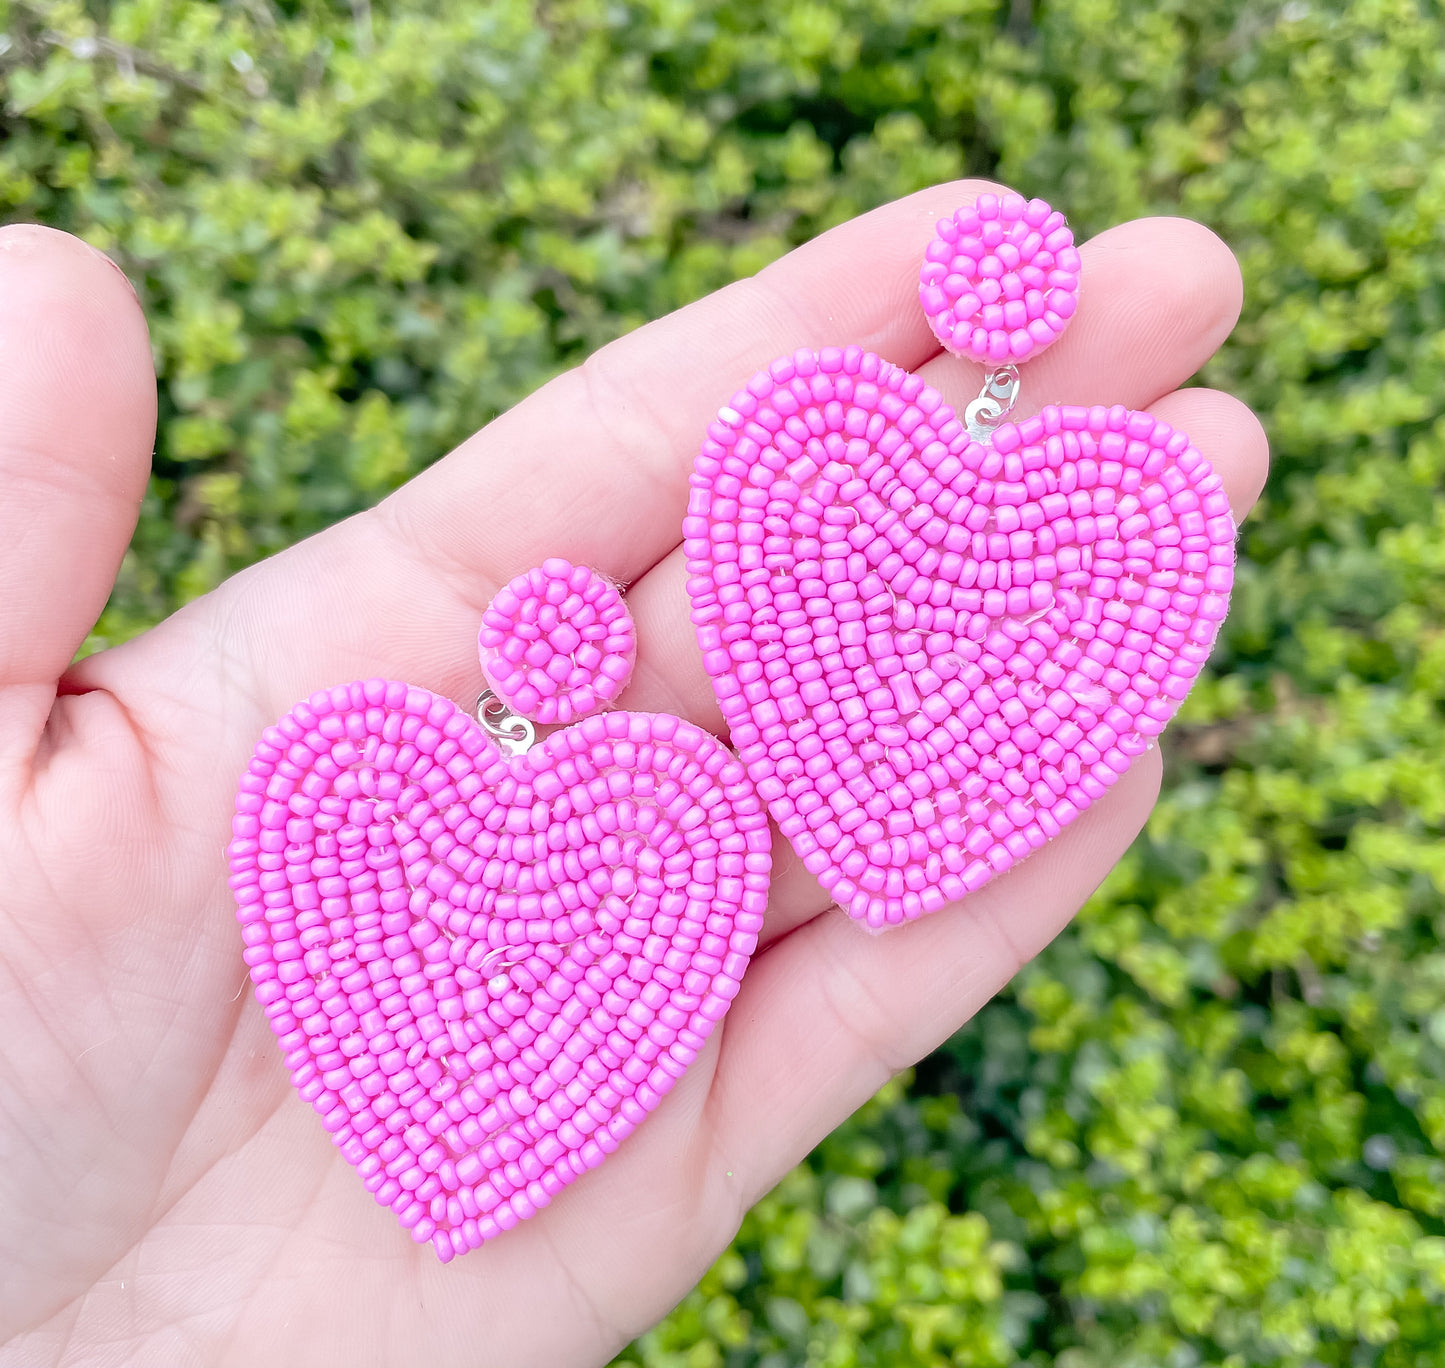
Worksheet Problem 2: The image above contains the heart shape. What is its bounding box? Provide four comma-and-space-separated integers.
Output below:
684, 346, 1234, 929
228, 681, 770, 1260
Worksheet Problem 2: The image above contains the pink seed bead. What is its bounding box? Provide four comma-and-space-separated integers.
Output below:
919, 195, 1080, 363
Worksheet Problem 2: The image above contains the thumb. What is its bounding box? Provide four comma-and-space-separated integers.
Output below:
0, 226, 155, 760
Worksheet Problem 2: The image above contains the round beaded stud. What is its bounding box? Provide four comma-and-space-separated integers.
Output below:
228, 562, 771, 1260
684, 194, 1234, 929
478, 559, 636, 725
919, 194, 1080, 365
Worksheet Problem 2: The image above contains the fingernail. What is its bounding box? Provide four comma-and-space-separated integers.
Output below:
87, 243, 140, 300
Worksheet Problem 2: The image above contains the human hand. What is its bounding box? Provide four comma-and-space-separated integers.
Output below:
0, 183, 1266, 1367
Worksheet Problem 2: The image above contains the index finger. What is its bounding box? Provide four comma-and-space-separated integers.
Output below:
383, 179, 991, 588
82, 180, 999, 742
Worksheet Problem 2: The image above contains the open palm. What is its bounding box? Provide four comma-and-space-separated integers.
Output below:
1, 184, 1266, 1368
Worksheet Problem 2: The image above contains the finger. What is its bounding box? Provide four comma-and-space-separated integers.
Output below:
76, 180, 1004, 735
378, 179, 991, 585
708, 742, 1162, 1199
618, 217, 1249, 737
623, 216, 1246, 729
0, 227, 154, 758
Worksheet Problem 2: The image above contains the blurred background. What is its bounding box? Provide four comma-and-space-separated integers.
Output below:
4, 0, 1444, 1362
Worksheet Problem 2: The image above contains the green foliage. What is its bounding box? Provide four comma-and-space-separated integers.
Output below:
5, 0, 1445, 1362
621, 1081, 1027, 1368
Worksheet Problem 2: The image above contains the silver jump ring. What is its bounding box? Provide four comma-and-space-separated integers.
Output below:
965, 364, 1022, 443
476, 689, 536, 756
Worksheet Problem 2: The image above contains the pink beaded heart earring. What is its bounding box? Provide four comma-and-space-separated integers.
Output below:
684, 193, 1234, 930
228, 559, 771, 1261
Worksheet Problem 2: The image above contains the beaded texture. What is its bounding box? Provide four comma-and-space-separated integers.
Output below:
228, 682, 770, 1260
685, 346, 1234, 929
919, 193, 1080, 365
479, 559, 636, 724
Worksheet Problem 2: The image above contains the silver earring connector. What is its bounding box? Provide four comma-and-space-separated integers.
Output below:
476, 689, 535, 756
964, 365, 1021, 444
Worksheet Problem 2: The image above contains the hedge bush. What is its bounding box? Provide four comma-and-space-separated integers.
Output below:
5, 0, 1445, 1362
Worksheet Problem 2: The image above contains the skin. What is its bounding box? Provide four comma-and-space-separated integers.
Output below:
0, 181, 1268, 1368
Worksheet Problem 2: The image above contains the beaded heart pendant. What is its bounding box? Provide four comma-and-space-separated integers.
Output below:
684, 195, 1234, 929
228, 562, 771, 1260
